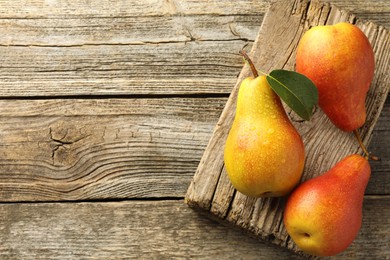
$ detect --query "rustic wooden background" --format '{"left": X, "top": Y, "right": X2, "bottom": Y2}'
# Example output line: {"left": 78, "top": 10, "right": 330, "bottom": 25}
{"left": 0, "top": 0, "right": 388, "bottom": 259}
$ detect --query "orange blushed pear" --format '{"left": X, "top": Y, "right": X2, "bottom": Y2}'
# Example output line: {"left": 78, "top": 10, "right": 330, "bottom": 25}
{"left": 284, "top": 154, "right": 370, "bottom": 256}
{"left": 296, "top": 22, "right": 375, "bottom": 132}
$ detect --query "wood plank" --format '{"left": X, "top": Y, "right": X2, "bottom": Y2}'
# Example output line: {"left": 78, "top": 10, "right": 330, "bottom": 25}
{"left": 324, "top": 0, "right": 390, "bottom": 26}
{"left": 0, "top": 41, "right": 248, "bottom": 97}
{"left": 0, "top": 15, "right": 262, "bottom": 46}
{"left": 0, "top": 0, "right": 388, "bottom": 97}
{"left": 0, "top": 98, "right": 225, "bottom": 201}
{"left": 185, "top": 0, "right": 390, "bottom": 256}
{"left": 366, "top": 99, "right": 390, "bottom": 194}
{"left": 0, "top": 97, "right": 387, "bottom": 202}
{"left": 0, "top": 1, "right": 264, "bottom": 97}
{"left": 0, "top": 197, "right": 388, "bottom": 259}
{"left": 0, "top": 0, "right": 269, "bottom": 18}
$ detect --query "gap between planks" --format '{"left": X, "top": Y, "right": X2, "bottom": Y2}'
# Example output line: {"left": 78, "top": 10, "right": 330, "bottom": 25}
{"left": 0, "top": 93, "right": 230, "bottom": 101}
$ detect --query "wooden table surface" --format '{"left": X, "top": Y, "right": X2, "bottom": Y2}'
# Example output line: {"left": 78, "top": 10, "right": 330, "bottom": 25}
{"left": 0, "top": 0, "right": 388, "bottom": 259}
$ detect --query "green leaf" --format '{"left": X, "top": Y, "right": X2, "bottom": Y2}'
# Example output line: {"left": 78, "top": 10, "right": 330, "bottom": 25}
{"left": 266, "top": 70, "right": 318, "bottom": 121}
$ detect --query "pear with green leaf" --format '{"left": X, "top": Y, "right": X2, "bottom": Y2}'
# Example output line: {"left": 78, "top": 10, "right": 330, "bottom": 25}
{"left": 224, "top": 52, "right": 316, "bottom": 197}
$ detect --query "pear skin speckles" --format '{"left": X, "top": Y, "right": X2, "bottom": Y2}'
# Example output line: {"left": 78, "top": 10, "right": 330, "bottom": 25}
{"left": 284, "top": 154, "right": 371, "bottom": 256}
{"left": 224, "top": 75, "right": 305, "bottom": 197}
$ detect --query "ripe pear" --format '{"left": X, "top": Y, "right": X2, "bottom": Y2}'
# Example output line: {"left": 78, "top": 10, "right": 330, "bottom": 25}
{"left": 296, "top": 22, "right": 375, "bottom": 132}
{"left": 284, "top": 154, "right": 371, "bottom": 256}
{"left": 224, "top": 75, "right": 305, "bottom": 197}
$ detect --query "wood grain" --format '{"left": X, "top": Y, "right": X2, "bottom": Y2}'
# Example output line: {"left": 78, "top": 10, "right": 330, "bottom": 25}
{"left": 0, "top": 197, "right": 388, "bottom": 259}
{"left": 185, "top": 0, "right": 389, "bottom": 256}
{"left": 0, "top": 0, "right": 388, "bottom": 258}
{"left": 0, "top": 0, "right": 269, "bottom": 18}
{"left": 0, "top": 42, "right": 248, "bottom": 97}
{"left": 0, "top": 0, "right": 388, "bottom": 97}
{"left": 0, "top": 0, "right": 265, "bottom": 97}
{"left": 0, "top": 98, "right": 225, "bottom": 201}
{"left": 0, "top": 100, "right": 387, "bottom": 202}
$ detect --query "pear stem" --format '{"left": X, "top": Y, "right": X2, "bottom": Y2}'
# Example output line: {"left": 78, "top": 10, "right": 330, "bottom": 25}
{"left": 353, "top": 129, "right": 380, "bottom": 161}
{"left": 239, "top": 50, "right": 259, "bottom": 78}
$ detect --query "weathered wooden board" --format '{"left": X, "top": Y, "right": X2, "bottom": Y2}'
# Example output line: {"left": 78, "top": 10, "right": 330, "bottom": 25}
{"left": 0, "top": 0, "right": 266, "bottom": 97}
{"left": 0, "top": 197, "right": 388, "bottom": 259}
{"left": 185, "top": 0, "right": 390, "bottom": 257}
{"left": 0, "top": 42, "right": 247, "bottom": 97}
{"left": 0, "top": 98, "right": 224, "bottom": 201}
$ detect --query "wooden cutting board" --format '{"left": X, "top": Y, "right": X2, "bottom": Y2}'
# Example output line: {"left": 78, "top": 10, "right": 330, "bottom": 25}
{"left": 185, "top": 0, "right": 389, "bottom": 257}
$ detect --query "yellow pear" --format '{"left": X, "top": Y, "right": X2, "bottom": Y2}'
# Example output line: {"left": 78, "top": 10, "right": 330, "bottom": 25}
{"left": 224, "top": 75, "right": 305, "bottom": 197}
